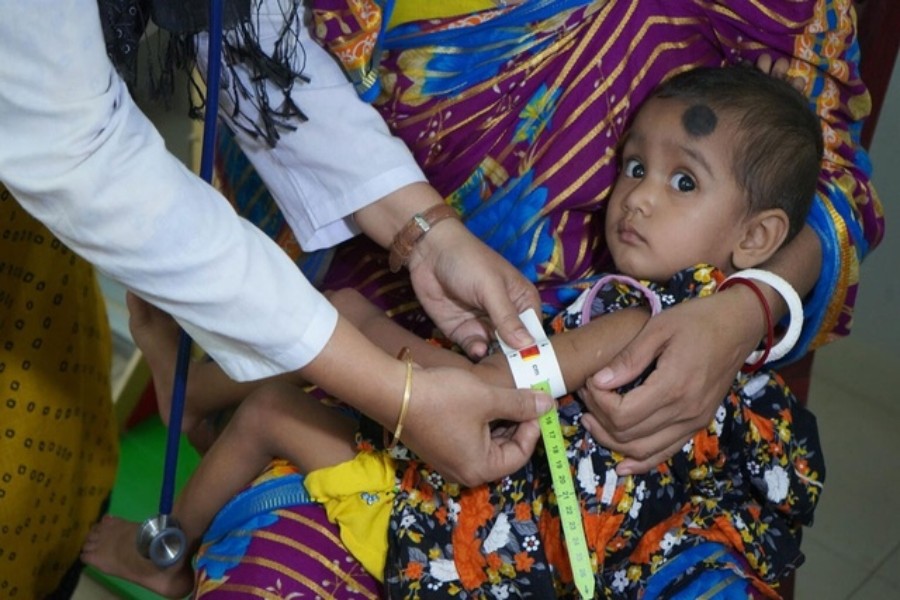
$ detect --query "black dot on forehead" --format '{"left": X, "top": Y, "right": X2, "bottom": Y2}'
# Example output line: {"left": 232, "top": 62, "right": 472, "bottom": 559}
{"left": 681, "top": 103, "right": 717, "bottom": 137}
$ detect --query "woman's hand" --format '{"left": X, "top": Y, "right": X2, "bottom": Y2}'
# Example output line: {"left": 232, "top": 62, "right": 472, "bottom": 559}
{"left": 402, "top": 365, "right": 551, "bottom": 485}
{"left": 302, "top": 314, "right": 551, "bottom": 486}
{"left": 354, "top": 183, "right": 540, "bottom": 357}
{"left": 579, "top": 287, "right": 762, "bottom": 474}
{"left": 408, "top": 217, "right": 541, "bottom": 357}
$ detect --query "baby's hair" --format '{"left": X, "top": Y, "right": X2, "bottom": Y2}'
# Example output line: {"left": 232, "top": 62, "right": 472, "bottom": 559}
{"left": 652, "top": 65, "right": 823, "bottom": 242}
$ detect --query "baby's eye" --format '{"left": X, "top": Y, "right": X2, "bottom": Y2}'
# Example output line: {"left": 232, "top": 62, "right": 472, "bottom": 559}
{"left": 623, "top": 158, "right": 645, "bottom": 178}
{"left": 670, "top": 173, "right": 696, "bottom": 192}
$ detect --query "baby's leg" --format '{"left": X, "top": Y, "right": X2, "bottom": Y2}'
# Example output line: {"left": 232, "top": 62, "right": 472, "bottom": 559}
{"left": 175, "top": 381, "right": 359, "bottom": 537}
{"left": 127, "top": 292, "right": 259, "bottom": 436}
{"left": 82, "top": 382, "right": 357, "bottom": 597}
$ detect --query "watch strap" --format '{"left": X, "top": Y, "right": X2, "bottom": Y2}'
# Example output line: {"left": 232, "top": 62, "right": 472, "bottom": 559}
{"left": 388, "top": 204, "right": 460, "bottom": 273}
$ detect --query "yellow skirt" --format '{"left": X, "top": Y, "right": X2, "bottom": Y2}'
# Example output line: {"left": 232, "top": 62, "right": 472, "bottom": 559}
{"left": 0, "top": 186, "right": 119, "bottom": 597}
{"left": 305, "top": 451, "right": 396, "bottom": 581}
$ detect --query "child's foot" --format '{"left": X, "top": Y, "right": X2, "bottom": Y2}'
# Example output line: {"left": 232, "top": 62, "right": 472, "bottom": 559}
{"left": 81, "top": 515, "right": 195, "bottom": 599}
{"left": 127, "top": 292, "right": 202, "bottom": 434}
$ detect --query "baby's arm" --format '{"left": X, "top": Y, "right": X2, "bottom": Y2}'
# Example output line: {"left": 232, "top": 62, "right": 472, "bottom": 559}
{"left": 327, "top": 288, "right": 473, "bottom": 371}
{"left": 330, "top": 288, "right": 650, "bottom": 394}
{"left": 474, "top": 308, "right": 651, "bottom": 393}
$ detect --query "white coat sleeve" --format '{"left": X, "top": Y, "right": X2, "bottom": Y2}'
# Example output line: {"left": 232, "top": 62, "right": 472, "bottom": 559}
{"left": 0, "top": 1, "right": 337, "bottom": 381}
{"left": 198, "top": 0, "right": 427, "bottom": 251}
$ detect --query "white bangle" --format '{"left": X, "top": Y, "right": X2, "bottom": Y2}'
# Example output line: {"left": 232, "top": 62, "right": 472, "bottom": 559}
{"left": 724, "top": 269, "right": 804, "bottom": 363}
{"left": 496, "top": 309, "right": 567, "bottom": 398}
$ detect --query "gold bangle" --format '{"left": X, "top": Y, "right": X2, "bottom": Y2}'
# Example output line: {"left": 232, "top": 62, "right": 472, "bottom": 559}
{"left": 388, "top": 204, "right": 460, "bottom": 273}
{"left": 385, "top": 347, "right": 413, "bottom": 449}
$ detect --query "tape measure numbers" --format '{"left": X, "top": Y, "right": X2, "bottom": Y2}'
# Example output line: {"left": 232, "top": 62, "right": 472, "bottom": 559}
{"left": 497, "top": 309, "right": 595, "bottom": 599}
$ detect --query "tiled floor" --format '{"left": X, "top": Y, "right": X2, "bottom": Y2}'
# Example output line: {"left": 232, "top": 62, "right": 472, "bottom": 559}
{"left": 73, "top": 336, "right": 900, "bottom": 599}
{"left": 792, "top": 340, "right": 900, "bottom": 599}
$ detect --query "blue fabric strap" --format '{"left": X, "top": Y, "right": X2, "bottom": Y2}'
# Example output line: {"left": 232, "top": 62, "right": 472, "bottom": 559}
{"left": 205, "top": 473, "right": 313, "bottom": 540}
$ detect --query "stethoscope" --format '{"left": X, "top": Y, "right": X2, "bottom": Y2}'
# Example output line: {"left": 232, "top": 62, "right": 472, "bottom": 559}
{"left": 136, "top": 0, "right": 226, "bottom": 568}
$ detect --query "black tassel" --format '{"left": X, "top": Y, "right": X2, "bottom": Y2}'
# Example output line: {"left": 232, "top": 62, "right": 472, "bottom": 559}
{"left": 99, "top": 0, "right": 310, "bottom": 147}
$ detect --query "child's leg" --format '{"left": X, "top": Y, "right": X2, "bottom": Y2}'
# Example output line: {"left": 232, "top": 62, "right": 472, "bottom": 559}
{"left": 82, "top": 382, "right": 357, "bottom": 598}
{"left": 127, "top": 292, "right": 255, "bottom": 430}
{"left": 175, "top": 381, "right": 358, "bottom": 537}
{"left": 129, "top": 292, "right": 312, "bottom": 447}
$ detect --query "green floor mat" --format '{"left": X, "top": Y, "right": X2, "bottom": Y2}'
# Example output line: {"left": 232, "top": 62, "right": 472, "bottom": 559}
{"left": 85, "top": 415, "right": 201, "bottom": 600}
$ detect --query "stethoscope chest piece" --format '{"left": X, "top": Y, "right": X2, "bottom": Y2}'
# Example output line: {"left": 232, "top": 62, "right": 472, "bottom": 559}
{"left": 137, "top": 513, "right": 188, "bottom": 568}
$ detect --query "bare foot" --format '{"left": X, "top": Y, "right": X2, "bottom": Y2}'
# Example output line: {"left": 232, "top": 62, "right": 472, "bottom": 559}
{"left": 127, "top": 292, "right": 202, "bottom": 434}
{"left": 82, "top": 515, "right": 194, "bottom": 599}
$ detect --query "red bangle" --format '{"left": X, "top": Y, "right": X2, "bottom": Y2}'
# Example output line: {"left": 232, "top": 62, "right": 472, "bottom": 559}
{"left": 718, "top": 277, "right": 775, "bottom": 373}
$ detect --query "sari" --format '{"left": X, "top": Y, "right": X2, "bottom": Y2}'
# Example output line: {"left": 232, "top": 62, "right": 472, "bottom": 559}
{"left": 194, "top": 0, "right": 882, "bottom": 597}
{"left": 0, "top": 186, "right": 118, "bottom": 598}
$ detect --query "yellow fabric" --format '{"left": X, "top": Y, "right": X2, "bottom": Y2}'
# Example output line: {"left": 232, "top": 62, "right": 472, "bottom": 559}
{"left": 388, "top": 0, "right": 495, "bottom": 29}
{"left": 0, "top": 186, "right": 119, "bottom": 597}
{"left": 304, "top": 451, "right": 396, "bottom": 581}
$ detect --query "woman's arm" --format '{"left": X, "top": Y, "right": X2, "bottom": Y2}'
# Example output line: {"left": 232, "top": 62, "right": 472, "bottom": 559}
{"left": 301, "top": 314, "right": 550, "bottom": 486}
{"left": 193, "top": 1, "right": 540, "bottom": 354}
{"left": 355, "top": 183, "right": 543, "bottom": 356}
{"left": 0, "top": 2, "right": 551, "bottom": 486}
{"left": 583, "top": 227, "right": 821, "bottom": 475}
{"left": 704, "top": 0, "right": 884, "bottom": 354}
{"left": 0, "top": 1, "right": 337, "bottom": 382}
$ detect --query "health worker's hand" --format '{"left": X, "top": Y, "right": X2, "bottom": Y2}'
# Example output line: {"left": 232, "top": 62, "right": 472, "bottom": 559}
{"left": 403, "top": 365, "right": 552, "bottom": 485}
{"left": 408, "top": 217, "right": 541, "bottom": 358}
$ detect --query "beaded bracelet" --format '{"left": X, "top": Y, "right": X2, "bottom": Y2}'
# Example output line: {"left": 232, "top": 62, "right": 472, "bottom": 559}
{"left": 385, "top": 347, "right": 413, "bottom": 450}
{"left": 724, "top": 268, "right": 804, "bottom": 366}
{"left": 719, "top": 277, "right": 774, "bottom": 373}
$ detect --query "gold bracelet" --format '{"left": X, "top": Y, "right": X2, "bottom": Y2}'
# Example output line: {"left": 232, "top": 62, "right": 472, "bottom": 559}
{"left": 388, "top": 204, "right": 460, "bottom": 273}
{"left": 385, "top": 347, "right": 413, "bottom": 449}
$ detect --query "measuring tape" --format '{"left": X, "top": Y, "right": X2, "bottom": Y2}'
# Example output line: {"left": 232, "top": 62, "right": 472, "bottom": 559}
{"left": 497, "top": 309, "right": 595, "bottom": 599}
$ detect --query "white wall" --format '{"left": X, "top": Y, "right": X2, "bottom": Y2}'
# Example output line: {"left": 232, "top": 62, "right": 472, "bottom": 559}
{"left": 848, "top": 59, "right": 900, "bottom": 364}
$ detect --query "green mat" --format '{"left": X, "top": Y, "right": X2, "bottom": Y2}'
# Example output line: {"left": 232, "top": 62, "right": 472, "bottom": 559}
{"left": 86, "top": 416, "right": 201, "bottom": 600}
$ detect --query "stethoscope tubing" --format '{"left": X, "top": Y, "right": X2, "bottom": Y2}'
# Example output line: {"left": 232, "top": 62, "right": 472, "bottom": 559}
{"left": 158, "top": 0, "right": 224, "bottom": 524}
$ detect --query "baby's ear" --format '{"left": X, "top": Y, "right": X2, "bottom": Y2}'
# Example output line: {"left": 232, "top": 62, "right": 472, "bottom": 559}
{"left": 732, "top": 209, "right": 790, "bottom": 269}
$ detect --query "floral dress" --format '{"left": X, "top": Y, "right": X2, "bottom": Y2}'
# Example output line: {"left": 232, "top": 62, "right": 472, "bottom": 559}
{"left": 382, "top": 266, "right": 825, "bottom": 599}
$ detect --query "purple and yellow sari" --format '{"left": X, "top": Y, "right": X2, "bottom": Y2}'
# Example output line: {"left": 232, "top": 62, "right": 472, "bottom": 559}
{"left": 194, "top": 0, "right": 882, "bottom": 598}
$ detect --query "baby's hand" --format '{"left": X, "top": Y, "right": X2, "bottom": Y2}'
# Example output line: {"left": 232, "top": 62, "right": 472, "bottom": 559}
{"left": 755, "top": 53, "right": 805, "bottom": 92}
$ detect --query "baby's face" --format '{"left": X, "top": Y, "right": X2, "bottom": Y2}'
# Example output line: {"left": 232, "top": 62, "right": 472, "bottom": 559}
{"left": 605, "top": 97, "right": 749, "bottom": 281}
